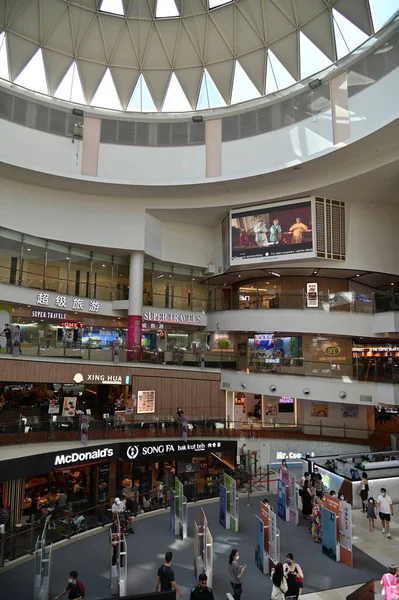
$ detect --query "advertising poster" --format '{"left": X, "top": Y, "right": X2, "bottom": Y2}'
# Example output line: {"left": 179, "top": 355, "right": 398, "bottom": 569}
{"left": 170, "top": 489, "right": 176, "bottom": 534}
{"left": 137, "top": 390, "right": 155, "bottom": 414}
{"left": 268, "top": 508, "right": 278, "bottom": 564}
{"left": 223, "top": 473, "right": 231, "bottom": 515}
{"left": 311, "top": 402, "right": 329, "bottom": 418}
{"left": 277, "top": 480, "right": 286, "bottom": 521}
{"left": 182, "top": 416, "right": 188, "bottom": 443}
{"left": 322, "top": 507, "right": 338, "bottom": 561}
{"left": 260, "top": 501, "right": 269, "bottom": 565}
{"left": 48, "top": 398, "right": 60, "bottom": 414}
{"left": 341, "top": 405, "right": 359, "bottom": 418}
{"left": 219, "top": 484, "right": 227, "bottom": 529}
{"left": 230, "top": 199, "right": 314, "bottom": 265}
{"left": 62, "top": 397, "right": 77, "bottom": 417}
{"left": 255, "top": 515, "right": 266, "bottom": 574}
{"left": 182, "top": 495, "right": 188, "bottom": 539}
{"left": 306, "top": 282, "right": 319, "bottom": 307}
{"left": 229, "top": 477, "right": 238, "bottom": 533}
{"left": 340, "top": 501, "right": 353, "bottom": 568}
{"left": 81, "top": 415, "right": 89, "bottom": 446}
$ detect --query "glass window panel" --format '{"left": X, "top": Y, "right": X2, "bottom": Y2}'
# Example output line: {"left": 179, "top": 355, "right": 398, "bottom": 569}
{"left": 114, "top": 257, "right": 129, "bottom": 301}
{"left": 91, "top": 253, "right": 113, "bottom": 301}
{"left": 69, "top": 248, "right": 92, "bottom": 298}
{"left": 143, "top": 267, "right": 153, "bottom": 306}
{"left": 173, "top": 269, "right": 192, "bottom": 310}
{"left": 0, "top": 228, "right": 22, "bottom": 286}
{"left": 21, "top": 235, "right": 46, "bottom": 290}
{"left": 46, "top": 242, "right": 69, "bottom": 293}
{"left": 153, "top": 264, "right": 173, "bottom": 308}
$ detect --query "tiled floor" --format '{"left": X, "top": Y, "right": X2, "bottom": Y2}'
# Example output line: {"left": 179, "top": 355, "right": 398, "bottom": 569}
{"left": 301, "top": 582, "right": 383, "bottom": 600}
{"left": 352, "top": 507, "right": 399, "bottom": 569}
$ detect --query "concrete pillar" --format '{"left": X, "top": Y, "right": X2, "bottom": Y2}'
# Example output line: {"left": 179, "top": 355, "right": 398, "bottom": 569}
{"left": 127, "top": 251, "right": 144, "bottom": 362}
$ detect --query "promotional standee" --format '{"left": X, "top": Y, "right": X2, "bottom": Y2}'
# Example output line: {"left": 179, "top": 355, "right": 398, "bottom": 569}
{"left": 33, "top": 517, "right": 52, "bottom": 600}
{"left": 219, "top": 472, "right": 239, "bottom": 532}
{"left": 110, "top": 514, "right": 128, "bottom": 597}
{"left": 321, "top": 495, "right": 353, "bottom": 568}
{"left": 194, "top": 508, "right": 213, "bottom": 588}
{"left": 255, "top": 501, "right": 280, "bottom": 575}
{"left": 277, "top": 468, "right": 298, "bottom": 525}
{"left": 173, "top": 477, "right": 187, "bottom": 540}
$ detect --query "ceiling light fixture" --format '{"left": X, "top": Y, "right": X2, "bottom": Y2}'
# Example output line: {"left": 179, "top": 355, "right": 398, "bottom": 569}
{"left": 270, "top": 271, "right": 280, "bottom": 277}
{"left": 156, "top": 274, "right": 164, "bottom": 278}
{"left": 27, "top": 248, "right": 31, "bottom": 251}
{"left": 192, "top": 115, "right": 203, "bottom": 123}
{"left": 309, "top": 78, "right": 322, "bottom": 90}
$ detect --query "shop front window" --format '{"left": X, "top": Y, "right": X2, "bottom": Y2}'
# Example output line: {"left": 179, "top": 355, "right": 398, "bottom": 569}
{"left": 173, "top": 266, "right": 192, "bottom": 310}
{"left": 92, "top": 253, "right": 112, "bottom": 301}
{"left": 192, "top": 270, "right": 207, "bottom": 311}
{"left": 143, "top": 265, "right": 153, "bottom": 306}
{"left": 0, "top": 227, "right": 22, "bottom": 286}
{"left": 114, "top": 258, "right": 129, "bottom": 301}
{"left": 238, "top": 280, "right": 281, "bottom": 309}
{"left": 153, "top": 264, "right": 173, "bottom": 308}
{"left": 248, "top": 334, "right": 303, "bottom": 372}
{"left": 20, "top": 235, "right": 46, "bottom": 290}
{"left": 69, "top": 248, "right": 92, "bottom": 298}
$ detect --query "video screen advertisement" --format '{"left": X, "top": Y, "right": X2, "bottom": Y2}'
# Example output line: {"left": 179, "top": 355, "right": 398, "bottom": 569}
{"left": 230, "top": 198, "right": 315, "bottom": 264}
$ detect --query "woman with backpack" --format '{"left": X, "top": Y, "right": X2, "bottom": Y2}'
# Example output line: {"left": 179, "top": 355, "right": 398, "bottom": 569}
{"left": 53, "top": 570, "right": 85, "bottom": 600}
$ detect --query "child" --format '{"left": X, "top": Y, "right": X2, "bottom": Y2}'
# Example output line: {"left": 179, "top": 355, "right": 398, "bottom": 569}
{"left": 367, "top": 497, "right": 376, "bottom": 532}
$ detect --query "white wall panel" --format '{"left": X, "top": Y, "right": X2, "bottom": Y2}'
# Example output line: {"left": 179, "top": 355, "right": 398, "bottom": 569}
{"left": 98, "top": 143, "right": 206, "bottom": 183}
{"left": 162, "top": 221, "right": 215, "bottom": 267}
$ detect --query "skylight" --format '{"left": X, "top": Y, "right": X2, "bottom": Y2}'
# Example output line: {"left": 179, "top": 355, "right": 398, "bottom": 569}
{"left": 300, "top": 32, "right": 332, "bottom": 80}
{"left": 333, "top": 9, "right": 368, "bottom": 60}
{"left": 14, "top": 49, "right": 48, "bottom": 94}
{"left": 0, "top": 32, "right": 9, "bottom": 81}
{"left": 156, "top": 0, "right": 179, "bottom": 18}
{"left": 127, "top": 73, "right": 156, "bottom": 112}
{"left": 369, "top": 0, "right": 399, "bottom": 32}
{"left": 53, "top": 62, "right": 85, "bottom": 104}
{"left": 231, "top": 61, "right": 261, "bottom": 104}
{"left": 162, "top": 73, "right": 191, "bottom": 112}
{"left": 197, "top": 69, "right": 226, "bottom": 109}
{"left": 266, "top": 50, "right": 296, "bottom": 95}
{"left": 91, "top": 68, "right": 122, "bottom": 110}
{"left": 208, "top": 0, "right": 232, "bottom": 8}
{"left": 99, "top": 0, "right": 125, "bottom": 16}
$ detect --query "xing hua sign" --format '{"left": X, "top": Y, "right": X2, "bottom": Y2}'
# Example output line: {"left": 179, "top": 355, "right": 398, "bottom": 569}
{"left": 54, "top": 447, "right": 114, "bottom": 466}
{"left": 73, "top": 373, "right": 123, "bottom": 384}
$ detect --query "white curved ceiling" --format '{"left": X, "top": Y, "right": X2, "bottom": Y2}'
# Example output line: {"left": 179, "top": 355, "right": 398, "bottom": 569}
{"left": 0, "top": 0, "right": 397, "bottom": 112}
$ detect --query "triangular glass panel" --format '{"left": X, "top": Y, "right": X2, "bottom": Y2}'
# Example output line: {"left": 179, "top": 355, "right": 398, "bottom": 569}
{"left": 369, "top": 0, "right": 399, "bottom": 32}
{"left": 156, "top": 0, "right": 179, "bottom": 18}
{"left": 197, "top": 69, "right": 226, "bottom": 109}
{"left": 100, "top": 0, "right": 125, "bottom": 16}
{"left": 162, "top": 73, "right": 191, "bottom": 112}
{"left": 127, "top": 73, "right": 157, "bottom": 112}
{"left": 0, "top": 32, "right": 9, "bottom": 80}
{"left": 14, "top": 48, "right": 48, "bottom": 94}
{"left": 91, "top": 68, "right": 122, "bottom": 110}
{"left": 208, "top": 0, "right": 233, "bottom": 8}
{"left": 231, "top": 61, "right": 261, "bottom": 105}
{"left": 266, "top": 50, "right": 296, "bottom": 95}
{"left": 300, "top": 31, "right": 333, "bottom": 80}
{"left": 333, "top": 8, "right": 368, "bottom": 60}
{"left": 53, "top": 62, "right": 86, "bottom": 104}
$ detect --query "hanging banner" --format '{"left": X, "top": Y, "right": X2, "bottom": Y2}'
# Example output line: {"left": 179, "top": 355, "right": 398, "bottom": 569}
{"left": 219, "top": 484, "right": 228, "bottom": 529}
{"left": 268, "top": 508, "right": 278, "bottom": 564}
{"left": 321, "top": 507, "right": 338, "bottom": 562}
{"left": 170, "top": 489, "right": 176, "bottom": 535}
{"left": 81, "top": 415, "right": 89, "bottom": 446}
{"left": 277, "top": 479, "right": 287, "bottom": 521}
{"left": 182, "top": 416, "right": 189, "bottom": 443}
{"left": 306, "top": 282, "right": 319, "bottom": 307}
{"left": 255, "top": 515, "right": 266, "bottom": 574}
{"left": 62, "top": 397, "right": 77, "bottom": 417}
{"left": 340, "top": 501, "right": 353, "bottom": 567}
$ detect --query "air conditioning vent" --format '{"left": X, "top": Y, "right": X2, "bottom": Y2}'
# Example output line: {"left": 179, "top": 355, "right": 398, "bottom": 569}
{"left": 222, "top": 382, "right": 231, "bottom": 389}
{"left": 359, "top": 395, "right": 372, "bottom": 403}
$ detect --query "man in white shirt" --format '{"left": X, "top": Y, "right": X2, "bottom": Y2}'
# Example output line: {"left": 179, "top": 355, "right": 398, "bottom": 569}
{"left": 111, "top": 497, "right": 126, "bottom": 514}
{"left": 377, "top": 488, "right": 393, "bottom": 539}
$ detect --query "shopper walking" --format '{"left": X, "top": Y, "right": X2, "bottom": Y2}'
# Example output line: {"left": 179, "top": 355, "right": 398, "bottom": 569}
{"left": 155, "top": 551, "right": 183, "bottom": 597}
{"left": 359, "top": 472, "right": 369, "bottom": 512}
{"left": 53, "top": 570, "right": 85, "bottom": 600}
{"left": 367, "top": 497, "right": 377, "bottom": 532}
{"left": 283, "top": 553, "right": 304, "bottom": 599}
{"left": 300, "top": 473, "right": 312, "bottom": 519}
{"left": 228, "top": 548, "right": 246, "bottom": 600}
{"left": 381, "top": 565, "right": 398, "bottom": 600}
{"left": 189, "top": 573, "right": 214, "bottom": 600}
{"left": 270, "top": 563, "right": 287, "bottom": 600}
{"left": 377, "top": 488, "right": 394, "bottom": 539}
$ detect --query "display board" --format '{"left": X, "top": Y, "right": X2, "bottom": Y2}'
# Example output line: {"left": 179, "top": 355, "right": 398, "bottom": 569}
{"left": 219, "top": 484, "right": 228, "bottom": 529}
{"left": 277, "top": 479, "right": 287, "bottom": 521}
{"left": 339, "top": 501, "right": 353, "bottom": 567}
{"left": 321, "top": 507, "right": 338, "bottom": 562}
{"left": 137, "top": 390, "right": 156, "bottom": 414}
{"left": 33, "top": 516, "right": 52, "bottom": 600}
{"left": 230, "top": 198, "right": 315, "bottom": 265}
{"left": 205, "top": 528, "right": 213, "bottom": 588}
{"left": 255, "top": 515, "right": 266, "bottom": 574}
{"left": 173, "top": 477, "right": 187, "bottom": 539}
{"left": 222, "top": 472, "right": 239, "bottom": 532}
{"left": 256, "top": 501, "right": 279, "bottom": 575}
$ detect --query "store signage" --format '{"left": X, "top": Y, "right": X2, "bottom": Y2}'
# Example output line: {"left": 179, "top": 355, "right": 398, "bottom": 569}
{"left": 31, "top": 310, "right": 67, "bottom": 319}
{"left": 306, "top": 282, "right": 319, "bottom": 307}
{"left": 143, "top": 311, "right": 202, "bottom": 324}
{"left": 36, "top": 293, "right": 101, "bottom": 313}
{"left": 325, "top": 345, "right": 340, "bottom": 356}
{"left": 60, "top": 321, "right": 83, "bottom": 328}
{"left": 353, "top": 346, "right": 399, "bottom": 352}
{"left": 279, "top": 397, "right": 294, "bottom": 404}
{"left": 54, "top": 447, "right": 113, "bottom": 466}
{"left": 125, "top": 440, "right": 222, "bottom": 460}
{"left": 254, "top": 334, "right": 273, "bottom": 341}
{"left": 73, "top": 373, "right": 123, "bottom": 384}
{"left": 276, "top": 451, "right": 302, "bottom": 460}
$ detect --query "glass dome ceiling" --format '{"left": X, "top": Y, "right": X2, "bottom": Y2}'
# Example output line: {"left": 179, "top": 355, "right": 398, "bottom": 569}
{"left": 0, "top": 0, "right": 398, "bottom": 113}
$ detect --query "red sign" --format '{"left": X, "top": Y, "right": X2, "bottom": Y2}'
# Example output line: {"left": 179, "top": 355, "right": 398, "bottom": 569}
{"left": 60, "top": 321, "right": 83, "bottom": 328}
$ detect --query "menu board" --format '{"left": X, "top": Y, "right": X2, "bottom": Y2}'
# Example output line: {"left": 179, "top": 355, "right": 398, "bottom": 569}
{"left": 137, "top": 390, "right": 155, "bottom": 414}
{"left": 48, "top": 398, "right": 60, "bottom": 414}
{"left": 62, "top": 397, "right": 77, "bottom": 417}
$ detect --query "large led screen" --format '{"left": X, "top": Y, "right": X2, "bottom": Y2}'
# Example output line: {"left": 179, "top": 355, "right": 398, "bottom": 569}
{"left": 230, "top": 199, "right": 315, "bottom": 264}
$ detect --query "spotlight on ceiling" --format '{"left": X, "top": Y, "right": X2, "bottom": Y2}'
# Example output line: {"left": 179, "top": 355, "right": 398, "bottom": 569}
{"left": 192, "top": 115, "right": 204, "bottom": 123}
{"left": 309, "top": 78, "right": 322, "bottom": 90}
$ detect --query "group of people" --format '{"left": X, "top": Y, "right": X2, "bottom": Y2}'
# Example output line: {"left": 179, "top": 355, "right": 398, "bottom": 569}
{"left": 238, "top": 217, "right": 308, "bottom": 248}
{"left": 360, "top": 472, "right": 394, "bottom": 538}
{"left": 300, "top": 469, "right": 344, "bottom": 543}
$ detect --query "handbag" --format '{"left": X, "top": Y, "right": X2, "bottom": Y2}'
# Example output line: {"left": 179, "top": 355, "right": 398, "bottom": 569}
{"left": 295, "top": 574, "right": 304, "bottom": 589}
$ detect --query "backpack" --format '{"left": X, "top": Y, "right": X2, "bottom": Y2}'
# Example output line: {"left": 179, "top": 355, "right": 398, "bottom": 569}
{"left": 76, "top": 581, "right": 85, "bottom": 598}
